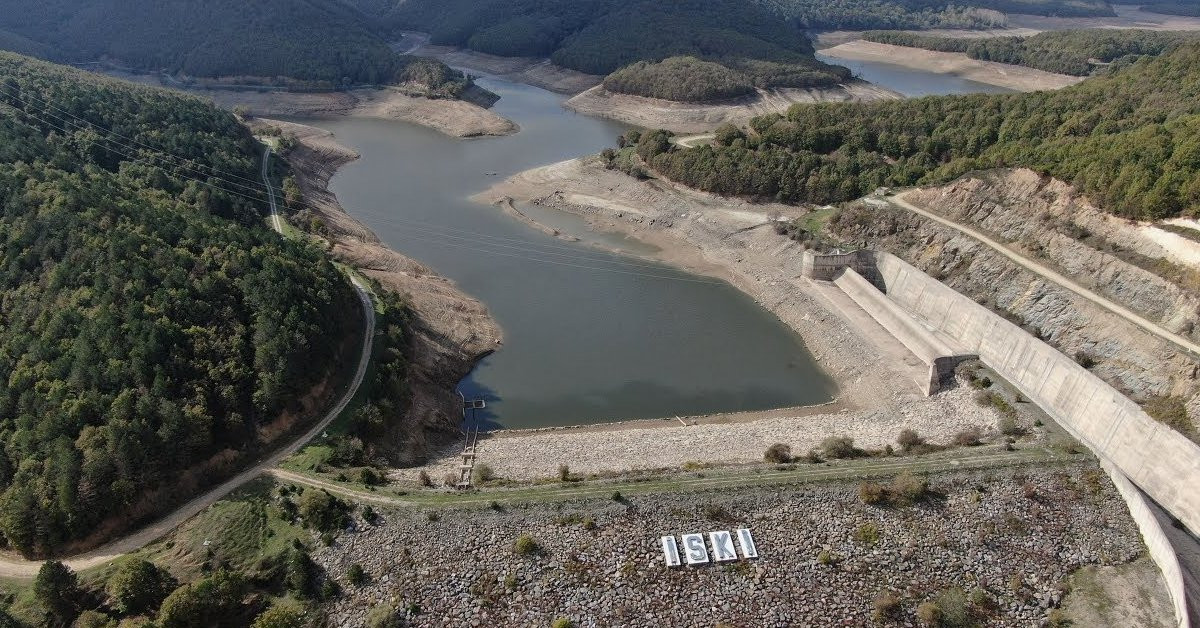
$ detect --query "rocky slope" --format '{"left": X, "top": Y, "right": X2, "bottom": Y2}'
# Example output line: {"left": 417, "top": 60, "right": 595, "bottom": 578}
{"left": 315, "top": 463, "right": 1156, "bottom": 626}
{"left": 831, "top": 169, "right": 1200, "bottom": 423}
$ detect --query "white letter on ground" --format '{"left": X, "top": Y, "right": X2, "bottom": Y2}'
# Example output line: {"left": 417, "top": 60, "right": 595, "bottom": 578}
{"left": 682, "top": 533, "right": 709, "bottom": 565}
{"left": 709, "top": 531, "right": 737, "bottom": 562}
{"left": 661, "top": 536, "right": 681, "bottom": 567}
{"left": 736, "top": 528, "right": 758, "bottom": 559}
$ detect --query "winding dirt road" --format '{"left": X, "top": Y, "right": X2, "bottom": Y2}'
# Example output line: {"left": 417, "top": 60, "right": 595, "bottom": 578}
{"left": 0, "top": 151, "right": 376, "bottom": 578}
{"left": 890, "top": 191, "right": 1200, "bottom": 358}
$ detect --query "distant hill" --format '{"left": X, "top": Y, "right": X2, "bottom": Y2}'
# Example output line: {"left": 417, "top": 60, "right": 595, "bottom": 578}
{"left": 0, "top": 52, "right": 362, "bottom": 556}
{"left": 0, "top": 0, "right": 469, "bottom": 93}
{"left": 863, "top": 28, "right": 1200, "bottom": 75}
{"left": 355, "top": 0, "right": 853, "bottom": 102}
{"left": 624, "top": 41, "right": 1200, "bottom": 220}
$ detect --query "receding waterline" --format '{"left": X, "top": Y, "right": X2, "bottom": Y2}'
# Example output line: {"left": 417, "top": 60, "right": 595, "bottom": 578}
{"left": 296, "top": 77, "right": 836, "bottom": 429}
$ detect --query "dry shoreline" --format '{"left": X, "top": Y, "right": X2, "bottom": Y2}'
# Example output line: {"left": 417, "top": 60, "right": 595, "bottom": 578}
{"left": 103, "top": 69, "right": 517, "bottom": 138}
{"left": 819, "top": 40, "right": 1084, "bottom": 92}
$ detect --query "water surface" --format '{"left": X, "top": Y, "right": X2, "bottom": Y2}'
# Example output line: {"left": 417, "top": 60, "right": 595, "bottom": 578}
{"left": 816, "top": 52, "right": 1016, "bottom": 97}
{"left": 297, "top": 77, "right": 836, "bottom": 429}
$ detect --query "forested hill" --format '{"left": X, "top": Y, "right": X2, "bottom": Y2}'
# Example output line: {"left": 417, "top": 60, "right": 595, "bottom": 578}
{"left": 0, "top": 0, "right": 469, "bottom": 93}
{"left": 0, "top": 52, "right": 360, "bottom": 556}
{"left": 355, "top": 0, "right": 854, "bottom": 101}
{"left": 617, "top": 42, "right": 1200, "bottom": 220}
{"left": 863, "top": 29, "right": 1200, "bottom": 75}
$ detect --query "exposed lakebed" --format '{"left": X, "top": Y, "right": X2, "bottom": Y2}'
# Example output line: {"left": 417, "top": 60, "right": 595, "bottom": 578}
{"left": 295, "top": 78, "right": 835, "bottom": 429}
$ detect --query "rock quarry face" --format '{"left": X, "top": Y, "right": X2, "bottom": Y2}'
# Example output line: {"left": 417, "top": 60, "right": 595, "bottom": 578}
{"left": 314, "top": 464, "right": 1148, "bottom": 626}
{"left": 832, "top": 169, "right": 1200, "bottom": 417}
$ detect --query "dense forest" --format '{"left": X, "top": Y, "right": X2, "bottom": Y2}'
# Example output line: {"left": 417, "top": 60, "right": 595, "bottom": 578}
{"left": 0, "top": 0, "right": 470, "bottom": 93}
{"left": 864, "top": 29, "right": 1200, "bottom": 75}
{"left": 359, "top": 0, "right": 853, "bottom": 100}
{"left": 0, "top": 52, "right": 363, "bottom": 556}
{"left": 759, "top": 0, "right": 1111, "bottom": 29}
{"left": 613, "top": 43, "right": 1200, "bottom": 220}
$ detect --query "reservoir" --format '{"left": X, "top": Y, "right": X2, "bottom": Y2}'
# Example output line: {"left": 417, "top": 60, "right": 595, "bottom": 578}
{"left": 297, "top": 77, "right": 836, "bottom": 429}
{"left": 815, "top": 52, "right": 1016, "bottom": 97}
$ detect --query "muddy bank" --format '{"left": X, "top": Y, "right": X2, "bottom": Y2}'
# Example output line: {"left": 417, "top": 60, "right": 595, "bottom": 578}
{"left": 105, "top": 69, "right": 516, "bottom": 138}
{"left": 258, "top": 118, "right": 502, "bottom": 464}
{"left": 820, "top": 40, "right": 1084, "bottom": 92}
{"left": 563, "top": 82, "right": 901, "bottom": 133}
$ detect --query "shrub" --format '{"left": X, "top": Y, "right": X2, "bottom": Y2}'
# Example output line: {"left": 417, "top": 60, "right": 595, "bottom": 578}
{"left": 551, "top": 619, "right": 574, "bottom": 628}
{"left": 1073, "top": 350, "right": 1096, "bottom": 369}
{"left": 817, "top": 549, "right": 839, "bottom": 565}
{"left": 872, "top": 590, "right": 901, "bottom": 621}
{"left": 558, "top": 464, "right": 571, "bottom": 481}
{"left": 514, "top": 534, "right": 540, "bottom": 556}
{"left": 35, "top": 561, "right": 81, "bottom": 624}
{"left": 473, "top": 463, "right": 497, "bottom": 484}
{"left": 953, "top": 427, "right": 983, "bottom": 447}
{"left": 297, "top": 489, "right": 351, "bottom": 532}
{"left": 158, "top": 571, "right": 247, "bottom": 628}
{"left": 347, "top": 563, "right": 367, "bottom": 587}
{"left": 819, "top": 435, "right": 859, "bottom": 459}
{"left": 365, "top": 604, "right": 403, "bottom": 628}
{"left": 916, "top": 601, "right": 942, "bottom": 626}
{"left": 859, "top": 481, "right": 886, "bottom": 505}
{"left": 934, "top": 587, "right": 971, "bottom": 627}
{"left": 252, "top": 604, "right": 305, "bottom": 628}
{"left": 998, "top": 415, "right": 1025, "bottom": 436}
{"left": 426, "top": 511, "right": 440, "bottom": 522}
{"left": 358, "top": 467, "right": 383, "bottom": 486}
{"left": 362, "top": 505, "right": 378, "bottom": 523}
{"left": 764, "top": 443, "right": 793, "bottom": 463}
{"left": 897, "top": 428, "right": 924, "bottom": 451}
{"left": 854, "top": 522, "right": 880, "bottom": 545}
{"left": 418, "top": 470, "right": 432, "bottom": 487}
{"left": 611, "top": 491, "right": 624, "bottom": 502}
{"left": 888, "top": 471, "right": 929, "bottom": 506}
{"left": 443, "top": 472, "right": 459, "bottom": 487}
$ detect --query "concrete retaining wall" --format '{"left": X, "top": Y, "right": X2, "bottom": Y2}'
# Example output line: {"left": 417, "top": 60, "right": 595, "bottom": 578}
{"left": 801, "top": 250, "right": 878, "bottom": 284}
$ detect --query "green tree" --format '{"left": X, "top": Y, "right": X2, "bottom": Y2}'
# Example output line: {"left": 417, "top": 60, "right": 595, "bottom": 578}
{"left": 105, "top": 559, "right": 177, "bottom": 616}
{"left": 251, "top": 604, "right": 306, "bottom": 628}
{"left": 33, "top": 561, "right": 80, "bottom": 625}
{"left": 157, "top": 571, "right": 247, "bottom": 628}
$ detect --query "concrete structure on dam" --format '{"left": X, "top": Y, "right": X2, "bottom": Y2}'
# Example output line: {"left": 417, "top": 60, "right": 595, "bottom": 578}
{"left": 804, "top": 249, "right": 1199, "bottom": 627}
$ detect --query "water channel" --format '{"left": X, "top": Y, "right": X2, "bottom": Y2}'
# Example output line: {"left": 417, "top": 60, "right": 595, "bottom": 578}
{"left": 297, "top": 64, "right": 1002, "bottom": 430}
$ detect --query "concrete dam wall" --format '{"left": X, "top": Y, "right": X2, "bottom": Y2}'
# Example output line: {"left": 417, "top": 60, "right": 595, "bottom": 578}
{"left": 804, "top": 249, "right": 1197, "bottom": 626}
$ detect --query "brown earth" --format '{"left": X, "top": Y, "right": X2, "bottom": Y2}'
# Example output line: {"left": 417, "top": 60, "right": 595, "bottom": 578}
{"left": 258, "top": 118, "right": 502, "bottom": 464}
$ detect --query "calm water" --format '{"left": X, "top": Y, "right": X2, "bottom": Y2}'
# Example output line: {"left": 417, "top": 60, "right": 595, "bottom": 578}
{"left": 297, "top": 77, "right": 835, "bottom": 429}
{"left": 816, "top": 52, "right": 1016, "bottom": 97}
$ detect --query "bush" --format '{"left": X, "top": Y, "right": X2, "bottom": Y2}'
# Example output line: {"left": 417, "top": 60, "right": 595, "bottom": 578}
{"left": 854, "top": 522, "right": 880, "bottom": 545}
{"left": 700, "top": 504, "right": 735, "bottom": 522}
{"left": 514, "top": 534, "right": 540, "bottom": 556}
{"left": 298, "top": 489, "right": 351, "bottom": 532}
{"left": 34, "top": 560, "right": 81, "bottom": 624}
{"left": 1074, "top": 350, "right": 1096, "bottom": 369}
{"left": 347, "top": 563, "right": 367, "bottom": 587}
{"left": 472, "top": 463, "right": 497, "bottom": 484}
{"left": 611, "top": 491, "right": 623, "bottom": 502}
{"left": 418, "top": 470, "right": 432, "bottom": 487}
{"left": 252, "top": 604, "right": 305, "bottom": 628}
{"left": 816, "top": 549, "right": 839, "bottom": 565}
{"left": 888, "top": 471, "right": 929, "bottom": 506}
{"left": 872, "top": 590, "right": 901, "bottom": 621}
{"left": 998, "top": 415, "right": 1025, "bottom": 436}
{"left": 953, "top": 427, "right": 983, "bottom": 447}
{"left": 551, "top": 619, "right": 574, "bottom": 628}
{"left": 934, "top": 587, "right": 972, "bottom": 627}
{"left": 897, "top": 428, "right": 925, "bottom": 452}
{"left": 443, "top": 472, "right": 459, "bottom": 487}
{"left": 158, "top": 571, "right": 247, "bottom": 628}
{"left": 819, "top": 435, "right": 859, "bottom": 459}
{"left": 916, "top": 601, "right": 943, "bottom": 626}
{"left": 558, "top": 464, "right": 571, "bottom": 481}
{"left": 1145, "top": 395, "right": 1194, "bottom": 435}
{"left": 764, "top": 443, "right": 793, "bottom": 463}
{"left": 859, "top": 482, "right": 886, "bottom": 505}
{"left": 365, "top": 604, "right": 403, "bottom": 628}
